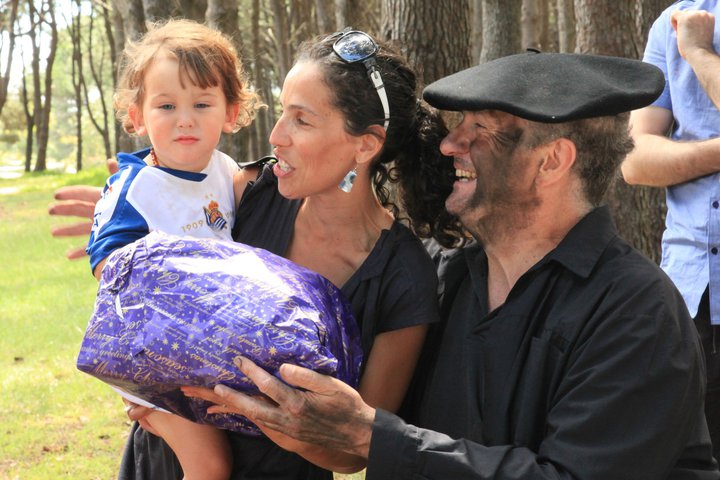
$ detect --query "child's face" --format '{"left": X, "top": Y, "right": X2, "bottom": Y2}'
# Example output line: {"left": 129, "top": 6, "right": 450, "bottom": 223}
{"left": 129, "top": 56, "right": 240, "bottom": 172}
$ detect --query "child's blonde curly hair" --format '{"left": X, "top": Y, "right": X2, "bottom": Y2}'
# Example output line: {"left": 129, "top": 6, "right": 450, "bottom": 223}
{"left": 114, "top": 19, "right": 262, "bottom": 135}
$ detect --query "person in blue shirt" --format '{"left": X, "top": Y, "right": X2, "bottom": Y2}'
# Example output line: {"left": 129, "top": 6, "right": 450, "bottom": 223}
{"left": 621, "top": 0, "right": 720, "bottom": 460}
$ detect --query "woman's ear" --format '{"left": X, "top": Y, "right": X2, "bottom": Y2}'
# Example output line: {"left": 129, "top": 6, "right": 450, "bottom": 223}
{"left": 128, "top": 103, "right": 147, "bottom": 136}
{"left": 536, "top": 137, "right": 576, "bottom": 187}
{"left": 355, "top": 124, "right": 386, "bottom": 166}
{"left": 223, "top": 103, "right": 242, "bottom": 133}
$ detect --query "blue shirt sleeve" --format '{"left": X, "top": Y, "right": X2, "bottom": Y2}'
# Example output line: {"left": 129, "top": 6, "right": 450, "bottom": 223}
{"left": 86, "top": 159, "right": 150, "bottom": 273}
{"left": 643, "top": 6, "right": 672, "bottom": 110}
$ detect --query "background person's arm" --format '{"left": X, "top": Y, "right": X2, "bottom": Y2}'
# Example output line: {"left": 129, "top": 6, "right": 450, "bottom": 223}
{"left": 48, "top": 159, "right": 118, "bottom": 259}
{"left": 673, "top": 9, "right": 720, "bottom": 110}
{"left": 621, "top": 106, "right": 720, "bottom": 186}
{"left": 622, "top": 9, "right": 720, "bottom": 188}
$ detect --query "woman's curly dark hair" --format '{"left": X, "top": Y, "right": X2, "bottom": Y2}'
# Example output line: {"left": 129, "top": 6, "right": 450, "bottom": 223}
{"left": 295, "top": 32, "right": 466, "bottom": 248}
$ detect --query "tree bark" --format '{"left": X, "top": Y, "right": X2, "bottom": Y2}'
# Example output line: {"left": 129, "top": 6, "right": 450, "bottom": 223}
{"left": 635, "top": 0, "right": 668, "bottom": 56}
{"left": 112, "top": 0, "right": 146, "bottom": 153}
{"left": 207, "top": 0, "right": 244, "bottom": 161}
{"left": 330, "top": 0, "right": 376, "bottom": 34}
{"left": 82, "top": 5, "right": 113, "bottom": 161}
{"left": 176, "top": 0, "right": 207, "bottom": 22}
{"left": 25, "top": 0, "right": 40, "bottom": 171}
{"left": 251, "top": 0, "right": 272, "bottom": 159}
{"left": 556, "top": 0, "right": 575, "bottom": 53}
{"left": 546, "top": 0, "right": 558, "bottom": 52}
{"left": 34, "top": 0, "right": 58, "bottom": 172}
{"left": 0, "top": 0, "right": 19, "bottom": 118}
{"left": 471, "top": 0, "right": 482, "bottom": 63}
{"left": 575, "top": 0, "right": 666, "bottom": 263}
{"left": 21, "top": 62, "right": 34, "bottom": 173}
{"left": 142, "top": 0, "right": 173, "bottom": 23}
{"left": 335, "top": 0, "right": 348, "bottom": 29}
{"left": 113, "top": 0, "right": 145, "bottom": 42}
{"left": 69, "top": 0, "right": 83, "bottom": 171}
{"left": 270, "top": 0, "right": 291, "bottom": 85}
{"left": 381, "top": 0, "right": 472, "bottom": 86}
{"left": 575, "top": 0, "right": 638, "bottom": 56}
{"left": 480, "top": 0, "right": 522, "bottom": 62}
{"left": 290, "top": 0, "right": 317, "bottom": 44}
{"left": 106, "top": 1, "right": 126, "bottom": 154}
{"left": 521, "top": 0, "right": 548, "bottom": 51}
{"left": 315, "top": 0, "right": 334, "bottom": 34}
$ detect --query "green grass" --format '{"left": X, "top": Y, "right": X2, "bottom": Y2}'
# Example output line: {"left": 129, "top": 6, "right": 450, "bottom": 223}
{"left": 0, "top": 167, "right": 364, "bottom": 480}
{"left": 0, "top": 165, "right": 129, "bottom": 479}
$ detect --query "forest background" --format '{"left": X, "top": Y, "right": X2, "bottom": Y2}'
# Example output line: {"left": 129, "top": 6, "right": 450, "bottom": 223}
{"left": 0, "top": 0, "right": 678, "bottom": 478}
{"left": 1, "top": 0, "right": 678, "bottom": 261}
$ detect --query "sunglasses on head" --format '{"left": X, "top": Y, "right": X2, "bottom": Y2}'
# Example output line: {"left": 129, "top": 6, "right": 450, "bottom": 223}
{"left": 331, "top": 29, "right": 390, "bottom": 130}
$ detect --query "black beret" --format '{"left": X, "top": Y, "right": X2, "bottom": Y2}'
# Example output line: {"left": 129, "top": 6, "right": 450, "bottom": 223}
{"left": 422, "top": 51, "right": 665, "bottom": 123}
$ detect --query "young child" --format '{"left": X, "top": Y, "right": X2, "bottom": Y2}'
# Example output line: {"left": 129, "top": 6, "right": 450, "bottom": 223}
{"left": 86, "top": 19, "right": 261, "bottom": 480}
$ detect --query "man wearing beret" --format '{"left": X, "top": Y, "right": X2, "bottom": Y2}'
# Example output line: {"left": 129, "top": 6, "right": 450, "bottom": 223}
{"left": 204, "top": 51, "right": 720, "bottom": 479}
{"left": 622, "top": 1, "right": 720, "bottom": 463}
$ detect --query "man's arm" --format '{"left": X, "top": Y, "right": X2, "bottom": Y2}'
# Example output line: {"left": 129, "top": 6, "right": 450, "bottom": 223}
{"left": 621, "top": 106, "right": 720, "bottom": 187}
{"left": 622, "top": 9, "right": 720, "bottom": 188}
{"left": 201, "top": 284, "right": 712, "bottom": 479}
{"left": 186, "top": 357, "right": 375, "bottom": 459}
{"left": 673, "top": 9, "right": 720, "bottom": 110}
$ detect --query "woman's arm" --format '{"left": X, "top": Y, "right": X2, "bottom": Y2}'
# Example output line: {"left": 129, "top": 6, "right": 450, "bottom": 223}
{"left": 233, "top": 165, "right": 260, "bottom": 206}
{"left": 358, "top": 325, "right": 427, "bottom": 412}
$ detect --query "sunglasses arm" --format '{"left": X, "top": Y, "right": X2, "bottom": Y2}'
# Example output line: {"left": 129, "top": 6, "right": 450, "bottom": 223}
{"left": 363, "top": 60, "right": 390, "bottom": 131}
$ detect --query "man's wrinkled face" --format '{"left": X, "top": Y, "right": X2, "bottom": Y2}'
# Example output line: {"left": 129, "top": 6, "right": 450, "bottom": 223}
{"left": 441, "top": 110, "right": 542, "bottom": 240}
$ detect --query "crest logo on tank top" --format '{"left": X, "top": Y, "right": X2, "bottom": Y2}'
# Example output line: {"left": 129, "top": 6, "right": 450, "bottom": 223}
{"left": 203, "top": 200, "right": 228, "bottom": 231}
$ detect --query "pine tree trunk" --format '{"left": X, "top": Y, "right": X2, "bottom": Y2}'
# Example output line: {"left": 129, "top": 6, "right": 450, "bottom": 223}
{"left": 381, "top": 0, "right": 472, "bottom": 86}
{"left": 556, "top": 0, "right": 575, "bottom": 53}
{"left": 142, "top": 0, "right": 174, "bottom": 22}
{"left": 270, "top": 0, "right": 291, "bottom": 84}
{"left": 480, "top": 0, "right": 522, "bottom": 62}
{"left": 521, "top": 0, "right": 547, "bottom": 51}
{"left": 0, "top": 0, "right": 19, "bottom": 118}
{"left": 471, "top": 0, "right": 483, "bottom": 63}
{"left": 251, "top": 0, "right": 272, "bottom": 159}
{"left": 177, "top": 0, "right": 206, "bottom": 22}
{"left": 575, "top": 0, "right": 666, "bottom": 263}
{"left": 316, "top": 0, "right": 335, "bottom": 34}
{"left": 207, "top": 0, "right": 245, "bottom": 162}
{"left": 34, "top": 1, "right": 57, "bottom": 172}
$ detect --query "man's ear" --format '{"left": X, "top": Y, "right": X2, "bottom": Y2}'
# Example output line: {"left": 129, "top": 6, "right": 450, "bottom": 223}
{"left": 223, "top": 103, "right": 242, "bottom": 133}
{"left": 536, "top": 137, "right": 576, "bottom": 186}
{"left": 355, "top": 124, "right": 386, "bottom": 166}
{"left": 128, "top": 103, "right": 147, "bottom": 136}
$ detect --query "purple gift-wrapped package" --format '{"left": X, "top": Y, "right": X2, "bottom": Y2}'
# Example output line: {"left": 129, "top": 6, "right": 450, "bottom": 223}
{"left": 77, "top": 231, "right": 362, "bottom": 434}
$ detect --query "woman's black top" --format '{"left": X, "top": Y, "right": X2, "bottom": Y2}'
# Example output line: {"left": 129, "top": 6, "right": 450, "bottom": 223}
{"left": 117, "top": 164, "right": 440, "bottom": 480}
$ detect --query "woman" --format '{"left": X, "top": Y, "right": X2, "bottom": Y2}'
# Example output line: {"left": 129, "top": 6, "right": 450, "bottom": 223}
{"left": 52, "top": 29, "right": 464, "bottom": 479}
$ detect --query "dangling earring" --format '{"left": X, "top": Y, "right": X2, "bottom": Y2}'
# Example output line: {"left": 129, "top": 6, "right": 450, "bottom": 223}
{"left": 338, "top": 168, "right": 357, "bottom": 193}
